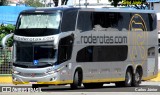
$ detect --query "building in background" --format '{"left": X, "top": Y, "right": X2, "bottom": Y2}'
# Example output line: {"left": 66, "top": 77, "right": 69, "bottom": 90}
{"left": 8, "top": 0, "right": 26, "bottom": 6}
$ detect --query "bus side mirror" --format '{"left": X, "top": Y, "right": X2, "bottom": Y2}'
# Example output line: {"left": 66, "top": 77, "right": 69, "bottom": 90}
{"left": 1, "top": 33, "right": 14, "bottom": 48}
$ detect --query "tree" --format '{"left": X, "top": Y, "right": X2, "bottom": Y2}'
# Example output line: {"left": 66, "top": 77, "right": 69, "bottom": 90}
{"left": 25, "top": 0, "right": 45, "bottom": 7}
{"left": 0, "top": 24, "right": 15, "bottom": 47}
{"left": 0, "top": 0, "right": 8, "bottom": 6}
{"left": 53, "top": 0, "right": 68, "bottom": 7}
{"left": 109, "top": 0, "right": 122, "bottom": 7}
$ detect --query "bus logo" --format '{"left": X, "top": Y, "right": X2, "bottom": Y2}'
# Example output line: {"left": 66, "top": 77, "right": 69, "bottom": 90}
{"left": 33, "top": 60, "right": 38, "bottom": 65}
{"left": 31, "top": 73, "right": 35, "bottom": 77}
{"left": 128, "top": 14, "right": 147, "bottom": 65}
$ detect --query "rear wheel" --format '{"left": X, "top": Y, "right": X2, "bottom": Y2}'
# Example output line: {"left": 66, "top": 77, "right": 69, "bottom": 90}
{"left": 132, "top": 69, "right": 142, "bottom": 87}
{"left": 124, "top": 69, "right": 132, "bottom": 87}
{"left": 115, "top": 69, "right": 132, "bottom": 87}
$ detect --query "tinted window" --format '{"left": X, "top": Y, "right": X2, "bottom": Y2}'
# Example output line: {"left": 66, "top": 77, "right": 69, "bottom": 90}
{"left": 77, "top": 11, "right": 156, "bottom": 32}
{"left": 58, "top": 35, "right": 74, "bottom": 63}
{"left": 61, "top": 10, "right": 78, "bottom": 32}
{"left": 76, "top": 45, "right": 128, "bottom": 62}
{"left": 77, "top": 11, "right": 128, "bottom": 32}
{"left": 14, "top": 29, "right": 60, "bottom": 37}
{"left": 77, "top": 11, "right": 93, "bottom": 32}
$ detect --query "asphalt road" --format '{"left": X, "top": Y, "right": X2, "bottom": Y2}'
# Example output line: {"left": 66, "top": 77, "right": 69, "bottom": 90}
{"left": 39, "top": 82, "right": 160, "bottom": 92}
{"left": 1, "top": 82, "right": 160, "bottom": 95}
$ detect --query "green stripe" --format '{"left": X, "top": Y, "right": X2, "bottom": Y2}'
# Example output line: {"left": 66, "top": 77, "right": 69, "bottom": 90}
{"left": 0, "top": 74, "right": 12, "bottom": 76}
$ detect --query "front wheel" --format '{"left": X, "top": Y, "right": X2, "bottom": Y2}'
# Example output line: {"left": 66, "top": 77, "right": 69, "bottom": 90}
{"left": 70, "top": 71, "right": 82, "bottom": 89}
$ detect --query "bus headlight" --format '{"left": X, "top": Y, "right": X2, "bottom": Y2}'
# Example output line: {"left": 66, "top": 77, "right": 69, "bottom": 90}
{"left": 46, "top": 71, "right": 55, "bottom": 74}
{"left": 12, "top": 70, "right": 20, "bottom": 74}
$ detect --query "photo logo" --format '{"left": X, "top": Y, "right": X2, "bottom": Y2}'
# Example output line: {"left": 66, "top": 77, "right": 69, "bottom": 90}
{"left": 2, "top": 87, "right": 11, "bottom": 92}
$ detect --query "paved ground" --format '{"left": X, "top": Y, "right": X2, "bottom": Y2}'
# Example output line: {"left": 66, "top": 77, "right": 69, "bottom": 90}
{"left": 0, "top": 81, "right": 160, "bottom": 95}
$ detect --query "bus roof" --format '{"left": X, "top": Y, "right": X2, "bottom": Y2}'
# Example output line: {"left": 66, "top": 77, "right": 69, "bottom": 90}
{"left": 20, "top": 7, "right": 80, "bottom": 14}
{"left": 20, "top": 7, "right": 156, "bottom": 14}
{"left": 80, "top": 8, "right": 156, "bottom": 13}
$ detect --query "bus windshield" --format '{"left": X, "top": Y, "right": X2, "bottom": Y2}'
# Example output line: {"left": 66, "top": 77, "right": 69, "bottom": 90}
{"left": 15, "top": 42, "right": 58, "bottom": 67}
{"left": 15, "top": 13, "right": 61, "bottom": 36}
{"left": 18, "top": 13, "right": 61, "bottom": 29}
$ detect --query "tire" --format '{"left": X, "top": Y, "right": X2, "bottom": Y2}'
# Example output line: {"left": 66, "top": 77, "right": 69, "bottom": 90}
{"left": 70, "top": 71, "right": 81, "bottom": 89}
{"left": 115, "top": 69, "right": 132, "bottom": 87}
{"left": 124, "top": 69, "right": 132, "bottom": 87}
{"left": 83, "top": 83, "right": 103, "bottom": 88}
{"left": 132, "top": 69, "right": 142, "bottom": 87}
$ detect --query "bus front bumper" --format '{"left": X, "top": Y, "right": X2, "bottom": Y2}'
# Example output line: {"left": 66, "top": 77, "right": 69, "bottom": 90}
{"left": 12, "top": 73, "right": 72, "bottom": 85}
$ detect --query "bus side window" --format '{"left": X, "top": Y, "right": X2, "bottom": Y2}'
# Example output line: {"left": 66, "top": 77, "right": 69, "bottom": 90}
{"left": 58, "top": 35, "right": 74, "bottom": 63}
{"left": 76, "top": 46, "right": 93, "bottom": 62}
{"left": 148, "top": 47, "right": 155, "bottom": 57}
{"left": 77, "top": 11, "right": 92, "bottom": 32}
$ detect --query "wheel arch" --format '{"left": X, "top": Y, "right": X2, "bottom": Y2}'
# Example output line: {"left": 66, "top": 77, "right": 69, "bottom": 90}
{"left": 135, "top": 65, "right": 143, "bottom": 76}
{"left": 126, "top": 65, "right": 134, "bottom": 75}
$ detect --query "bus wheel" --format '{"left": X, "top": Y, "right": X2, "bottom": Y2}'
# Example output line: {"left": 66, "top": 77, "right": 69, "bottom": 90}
{"left": 132, "top": 69, "right": 142, "bottom": 87}
{"left": 124, "top": 69, "right": 132, "bottom": 87}
{"left": 115, "top": 69, "right": 132, "bottom": 87}
{"left": 70, "top": 71, "right": 81, "bottom": 89}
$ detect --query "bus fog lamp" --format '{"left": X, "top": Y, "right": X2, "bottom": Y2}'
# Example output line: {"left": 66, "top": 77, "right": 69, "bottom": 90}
{"left": 46, "top": 70, "right": 55, "bottom": 74}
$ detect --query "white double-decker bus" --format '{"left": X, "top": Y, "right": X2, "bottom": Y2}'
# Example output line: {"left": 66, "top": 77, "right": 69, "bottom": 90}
{"left": 2, "top": 7, "right": 158, "bottom": 89}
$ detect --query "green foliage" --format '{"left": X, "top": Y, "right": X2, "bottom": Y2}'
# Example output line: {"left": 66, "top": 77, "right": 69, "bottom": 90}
{"left": 109, "top": 0, "right": 122, "bottom": 7}
{"left": 0, "top": 24, "right": 15, "bottom": 47}
{"left": 0, "top": 0, "right": 8, "bottom": 6}
{"left": 25, "top": 0, "right": 45, "bottom": 7}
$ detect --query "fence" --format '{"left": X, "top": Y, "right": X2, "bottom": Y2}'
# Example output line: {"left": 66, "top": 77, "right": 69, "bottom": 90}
{"left": 0, "top": 47, "right": 12, "bottom": 75}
